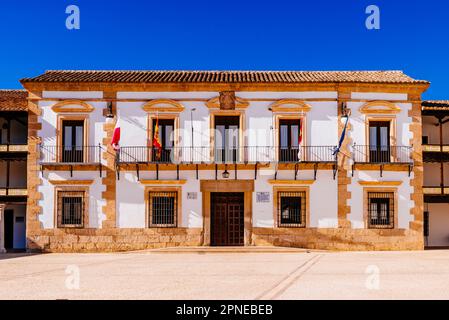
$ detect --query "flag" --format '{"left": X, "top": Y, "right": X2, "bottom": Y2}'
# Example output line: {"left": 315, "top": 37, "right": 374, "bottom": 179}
{"left": 111, "top": 118, "right": 120, "bottom": 151}
{"left": 333, "top": 115, "right": 349, "bottom": 155}
{"left": 153, "top": 117, "right": 162, "bottom": 159}
{"left": 297, "top": 118, "right": 303, "bottom": 161}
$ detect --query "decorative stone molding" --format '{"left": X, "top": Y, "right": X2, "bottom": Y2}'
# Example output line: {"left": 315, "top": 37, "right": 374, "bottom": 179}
{"left": 205, "top": 96, "right": 249, "bottom": 109}
{"left": 359, "top": 101, "right": 401, "bottom": 114}
{"left": 142, "top": 99, "right": 184, "bottom": 113}
{"left": 51, "top": 100, "right": 94, "bottom": 113}
{"left": 140, "top": 180, "right": 186, "bottom": 185}
{"left": 268, "top": 180, "right": 315, "bottom": 185}
{"left": 270, "top": 99, "right": 312, "bottom": 113}
{"left": 358, "top": 181, "right": 403, "bottom": 186}
{"left": 49, "top": 180, "right": 94, "bottom": 185}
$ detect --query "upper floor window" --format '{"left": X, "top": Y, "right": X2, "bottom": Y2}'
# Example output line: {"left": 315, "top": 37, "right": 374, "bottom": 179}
{"left": 369, "top": 121, "right": 390, "bottom": 163}
{"left": 62, "top": 120, "right": 84, "bottom": 163}
{"left": 279, "top": 119, "right": 302, "bottom": 162}
{"left": 152, "top": 119, "right": 174, "bottom": 162}
{"left": 214, "top": 116, "right": 239, "bottom": 163}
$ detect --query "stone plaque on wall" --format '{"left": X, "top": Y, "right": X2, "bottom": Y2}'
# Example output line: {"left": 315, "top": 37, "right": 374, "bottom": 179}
{"left": 256, "top": 192, "right": 270, "bottom": 203}
{"left": 219, "top": 91, "right": 236, "bottom": 110}
{"left": 187, "top": 192, "right": 198, "bottom": 200}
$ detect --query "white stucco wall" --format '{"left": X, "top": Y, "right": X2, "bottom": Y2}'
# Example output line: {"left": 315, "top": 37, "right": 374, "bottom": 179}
{"left": 35, "top": 89, "right": 417, "bottom": 233}
{"left": 347, "top": 170, "right": 415, "bottom": 229}
{"left": 39, "top": 91, "right": 107, "bottom": 164}
{"left": 37, "top": 171, "right": 106, "bottom": 229}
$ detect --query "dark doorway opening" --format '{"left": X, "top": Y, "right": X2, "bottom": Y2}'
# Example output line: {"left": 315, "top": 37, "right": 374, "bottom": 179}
{"left": 4, "top": 209, "right": 14, "bottom": 250}
{"left": 211, "top": 192, "right": 244, "bottom": 246}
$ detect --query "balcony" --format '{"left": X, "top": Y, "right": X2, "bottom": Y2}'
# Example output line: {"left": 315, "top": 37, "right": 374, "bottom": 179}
{"left": 0, "top": 144, "right": 28, "bottom": 153}
{"left": 116, "top": 146, "right": 338, "bottom": 165}
{"left": 352, "top": 145, "right": 413, "bottom": 176}
{"left": 423, "top": 144, "right": 449, "bottom": 162}
{"left": 353, "top": 145, "right": 412, "bottom": 164}
{"left": 39, "top": 145, "right": 102, "bottom": 164}
{"left": 0, "top": 158, "right": 27, "bottom": 199}
{"left": 38, "top": 145, "right": 103, "bottom": 176}
{"left": 424, "top": 186, "right": 449, "bottom": 203}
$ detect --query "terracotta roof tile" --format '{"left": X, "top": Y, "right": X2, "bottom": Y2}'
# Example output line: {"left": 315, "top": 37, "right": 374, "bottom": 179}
{"left": 20, "top": 70, "right": 429, "bottom": 84}
{"left": 422, "top": 100, "right": 449, "bottom": 111}
{"left": 0, "top": 90, "right": 28, "bottom": 111}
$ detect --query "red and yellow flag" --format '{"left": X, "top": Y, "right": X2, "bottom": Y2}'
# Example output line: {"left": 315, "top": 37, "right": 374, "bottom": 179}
{"left": 153, "top": 118, "right": 162, "bottom": 159}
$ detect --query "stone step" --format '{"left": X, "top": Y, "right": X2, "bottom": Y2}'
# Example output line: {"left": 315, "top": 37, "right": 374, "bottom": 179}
{"left": 138, "top": 246, "right": 317, "bottom": 254}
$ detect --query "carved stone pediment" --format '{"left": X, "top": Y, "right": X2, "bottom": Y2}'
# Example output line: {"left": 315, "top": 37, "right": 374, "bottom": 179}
{"left": 205, "top": 94, "right": 249, "bottom": 110}
{"left": 219, "top": 91, "right": 236, "bottom": 110}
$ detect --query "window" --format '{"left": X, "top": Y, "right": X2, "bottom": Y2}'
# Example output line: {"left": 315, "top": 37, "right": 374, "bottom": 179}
{"left": 279, "top": 119, "right": 302, "bottom": 162}
{"left": 152, "top": 119, "right": 175, "bottom": 162}
{"left": 277, "top": 191, "right": 306, "bottom": 227}
{"left": 149, "top": 191, "right": 177, "bottom": 227}
{"left": 62, "top": 120, "right": 84, "bottom": 163}
{"left": 369, "top": 121, "right": 390, "bottom": 163}
{"left": 368, "top": 192, "right": 394, "bottom": 229}
{"left": 214, "top": 116, "right": 240, "bottom": 163}
{"left": 57, "top": 191, "right": 85, "bottom": 228}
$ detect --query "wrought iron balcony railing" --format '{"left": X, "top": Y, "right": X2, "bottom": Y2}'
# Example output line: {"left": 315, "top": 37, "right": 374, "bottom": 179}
{"left": 352, "top": 145, "right": 413, "bottom": 164}
{"left": 116, "top": 146, "right": 338, "bottom": 165}
{"left": 39, "top": 145, "right": 102, "bottom": 164}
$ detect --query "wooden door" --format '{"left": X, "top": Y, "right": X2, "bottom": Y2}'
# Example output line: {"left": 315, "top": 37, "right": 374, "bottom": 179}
{"left": 211, "top": 193, "right": 244, "bottom": 246}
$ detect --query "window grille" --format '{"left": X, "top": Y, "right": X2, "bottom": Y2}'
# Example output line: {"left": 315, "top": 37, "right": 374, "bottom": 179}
{"left": 149, "top": 191, "right": 177, "bottom": 227}
{"left": 277, "top": 191, "right": 306, "bottom": 228}
{"left": 368, "top": 192, "right": 394, "bottom": 229}
{"left": 57, "top": 191, "right": 85, "bottom": 228}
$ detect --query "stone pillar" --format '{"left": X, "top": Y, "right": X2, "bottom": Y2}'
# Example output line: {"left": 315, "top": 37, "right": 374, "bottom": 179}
{"left": 408, "top": 94, "right": 424, "bottom": 247}
{"left": 26, "top": 92, "right": 43, "bottom": 251}
{"left": 0, "top": 204, "right": 6, "bottom": 253}
{"left": 101, "top": 92, "right": 117, "bottom": 229}
{"left": 337, "top": 90, "right": 352, "bottom": 229}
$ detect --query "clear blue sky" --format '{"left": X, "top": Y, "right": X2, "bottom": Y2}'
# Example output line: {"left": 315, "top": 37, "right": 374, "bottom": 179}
{"left": 0, "top": 0, "right": 447, "bottom": 99}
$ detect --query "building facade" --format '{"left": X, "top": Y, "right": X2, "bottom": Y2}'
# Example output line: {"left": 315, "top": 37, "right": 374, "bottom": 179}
{"left": 0, "top": 90, "right": 28, "bottom": 252}
{"left": 0, "top": 70, "right": 435, "bottom": 252}
{"left": 422, "top": 101, "right": 449, "bottom": 248}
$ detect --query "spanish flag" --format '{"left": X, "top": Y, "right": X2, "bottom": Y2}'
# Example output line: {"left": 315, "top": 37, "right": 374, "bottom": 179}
{"left": 152, "top": 118, "right": 162, "bottom": 159}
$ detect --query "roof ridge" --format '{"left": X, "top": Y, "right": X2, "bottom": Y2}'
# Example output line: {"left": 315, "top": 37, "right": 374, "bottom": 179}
{"left": 42, "top": 69, "right": 406, "bottom": 73}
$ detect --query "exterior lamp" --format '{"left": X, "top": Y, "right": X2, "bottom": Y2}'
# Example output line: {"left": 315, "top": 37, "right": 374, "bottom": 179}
{"left": 222, "top": 166, "right": 230, "bottom": 179}
{"left": 105, "top": 101, "right": 114, "bottom": 123}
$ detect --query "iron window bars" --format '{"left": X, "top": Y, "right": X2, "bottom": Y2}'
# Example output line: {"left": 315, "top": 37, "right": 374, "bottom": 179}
{"left": 149, "top": 191, "right": 177, "bottom": 227}
{"left": 368, "top": 192, "right": 394, "bottom": 229}
{"left": 57, "top": 191, "right": 85, "bottom": 228}
{"left": 277, "top": 191, "right": 306, "bottom": 228}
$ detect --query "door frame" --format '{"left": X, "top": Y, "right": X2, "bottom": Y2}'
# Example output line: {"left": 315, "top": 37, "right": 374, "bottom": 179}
{"left": 200, "top": 180, "right": 254, "bottom": 246}
{"left": 56, "top": 115, "right": 89, "bottom": 163}
{"left": 211, "top": 192, "right": 245, "bottom": 246}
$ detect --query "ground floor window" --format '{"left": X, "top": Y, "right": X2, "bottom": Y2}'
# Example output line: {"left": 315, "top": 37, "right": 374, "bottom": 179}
{"left": 368, "top": 192, "right": 394, "bottom": 229}
{"left": 148, "top": 191, "right": 178, "bottom": 227}
{"left": 277, "top": 191, "right": 306, "bottom": 228}
{"left": 57, "top": 191, "right": 85, "bottom": 228}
